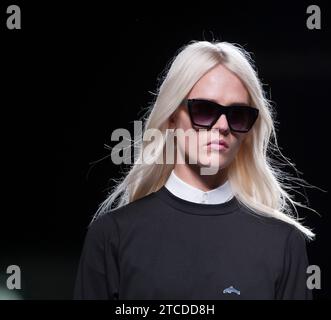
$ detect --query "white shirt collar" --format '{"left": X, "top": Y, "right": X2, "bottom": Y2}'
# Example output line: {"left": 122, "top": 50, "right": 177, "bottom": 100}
{"left": 164, "top": 169, "right": 234, "bottom": 204}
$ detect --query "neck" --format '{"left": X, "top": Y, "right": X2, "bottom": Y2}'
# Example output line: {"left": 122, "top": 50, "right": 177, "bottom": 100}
{"left": 173, "top": 163, "right": 228, "bottom": 192}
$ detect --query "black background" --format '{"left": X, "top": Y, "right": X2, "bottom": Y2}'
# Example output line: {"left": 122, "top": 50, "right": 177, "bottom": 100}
{"left": 0, "top": 2, "right": 330, "bottom": 300}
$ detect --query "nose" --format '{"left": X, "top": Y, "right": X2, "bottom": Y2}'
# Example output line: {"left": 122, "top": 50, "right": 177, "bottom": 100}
{"left": 211, "top": 114, "right": 230, "bottom": 134}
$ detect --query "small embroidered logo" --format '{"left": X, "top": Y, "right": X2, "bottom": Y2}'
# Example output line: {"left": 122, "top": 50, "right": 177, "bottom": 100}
{"left": 223, "top": 286, "right": 241, "bottom": 295}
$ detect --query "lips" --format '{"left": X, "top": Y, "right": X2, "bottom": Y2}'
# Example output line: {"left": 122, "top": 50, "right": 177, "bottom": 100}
{"left": 207, "top": 139, "right": 229, "bottom": 148}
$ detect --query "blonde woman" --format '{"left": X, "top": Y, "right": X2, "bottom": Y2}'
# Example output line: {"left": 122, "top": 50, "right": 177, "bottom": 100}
{"left": 74, "top": 40, "right": 316, "bottom": 300}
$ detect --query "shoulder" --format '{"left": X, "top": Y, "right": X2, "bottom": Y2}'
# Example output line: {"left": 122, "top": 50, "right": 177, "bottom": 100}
{"left": 236, "top": 202, "right": 308, "bottom": 246}
{"left": 87, "top": 191, "right": 159, "bottom": 235}
{"left": 81, "top": 211, "right": 120, "bottom": 250}
{"left": 88, "top": 212, "right": 118, "bottom": 234}
{"left": 108, "top": 191, "right": 160, "bottom": 223}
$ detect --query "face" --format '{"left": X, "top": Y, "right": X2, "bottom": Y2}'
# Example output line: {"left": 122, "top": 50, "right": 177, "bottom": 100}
{"left": 169, "top": 64, "right": 251, "bottom": 175}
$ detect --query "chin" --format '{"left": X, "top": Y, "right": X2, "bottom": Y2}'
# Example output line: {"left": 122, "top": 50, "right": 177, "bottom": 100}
{"left": 196, "top": 157, "right": 227, "bottom": 173}
{"left": 200, "top": 154, "right": 227, "bottom": 165}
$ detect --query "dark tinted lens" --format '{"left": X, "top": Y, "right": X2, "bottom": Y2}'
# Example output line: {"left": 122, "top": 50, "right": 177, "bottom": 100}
{"left": 227, "top": 106, "right": 258, "bottom": 132}
{"left": 190, "top": 100, "right": 220, "bottom": 126}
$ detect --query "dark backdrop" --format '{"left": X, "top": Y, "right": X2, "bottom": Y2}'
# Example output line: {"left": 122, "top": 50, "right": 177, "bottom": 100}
{"left": 1, "top": 2, "right": 330, "bottom": 299}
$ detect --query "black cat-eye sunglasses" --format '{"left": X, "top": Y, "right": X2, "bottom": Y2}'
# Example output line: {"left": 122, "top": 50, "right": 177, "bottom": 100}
{"left": 183, "top": 98, "right": 259, "bottom": 133}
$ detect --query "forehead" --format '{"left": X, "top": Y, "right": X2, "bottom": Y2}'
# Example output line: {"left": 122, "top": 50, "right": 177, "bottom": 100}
{"left": 188, "top": 64, "right": 250, "bottom": 105}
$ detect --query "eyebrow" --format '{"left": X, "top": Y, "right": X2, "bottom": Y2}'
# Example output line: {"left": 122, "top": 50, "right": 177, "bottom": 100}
{"left": 194, "top": 98, "right": 250, "bottom": 106}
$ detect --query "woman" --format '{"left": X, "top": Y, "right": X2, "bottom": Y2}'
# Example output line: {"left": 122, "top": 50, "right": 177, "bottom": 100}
{"left": 74, "top": 40, "right": 316, "bottom": 300}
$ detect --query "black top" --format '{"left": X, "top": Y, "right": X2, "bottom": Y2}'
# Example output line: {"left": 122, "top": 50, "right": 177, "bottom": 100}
{"left": 74, "top": 186, "right": 312, "bottom": 300}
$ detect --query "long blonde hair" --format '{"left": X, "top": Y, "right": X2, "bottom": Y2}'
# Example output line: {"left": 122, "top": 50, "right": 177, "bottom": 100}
{"left": 93, "top": 40, "right": 322, "bottom": 240}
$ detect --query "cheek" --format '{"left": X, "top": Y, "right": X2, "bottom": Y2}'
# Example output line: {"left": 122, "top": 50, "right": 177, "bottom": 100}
{"left": 174, "top": 110, "right": 192, "bottom": 131}
{"left": 174, "top": 110, "right": 197, "bottom": 152}
{"left": 228, "top": 134, "right": 247, "bottom": 157}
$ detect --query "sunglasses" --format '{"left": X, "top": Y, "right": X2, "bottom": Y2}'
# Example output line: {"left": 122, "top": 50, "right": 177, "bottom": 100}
{"left": 184, "top": 98, "right": 259, "bottom": 133}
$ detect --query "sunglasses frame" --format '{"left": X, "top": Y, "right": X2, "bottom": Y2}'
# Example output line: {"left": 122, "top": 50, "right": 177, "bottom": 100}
{"left": 184, "top": 98, "right": 259, "bottom": 133}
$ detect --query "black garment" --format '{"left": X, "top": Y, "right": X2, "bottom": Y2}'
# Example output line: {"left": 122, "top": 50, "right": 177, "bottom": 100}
{"left": 74, "top": 186, "right": 312, "bottom": 300}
